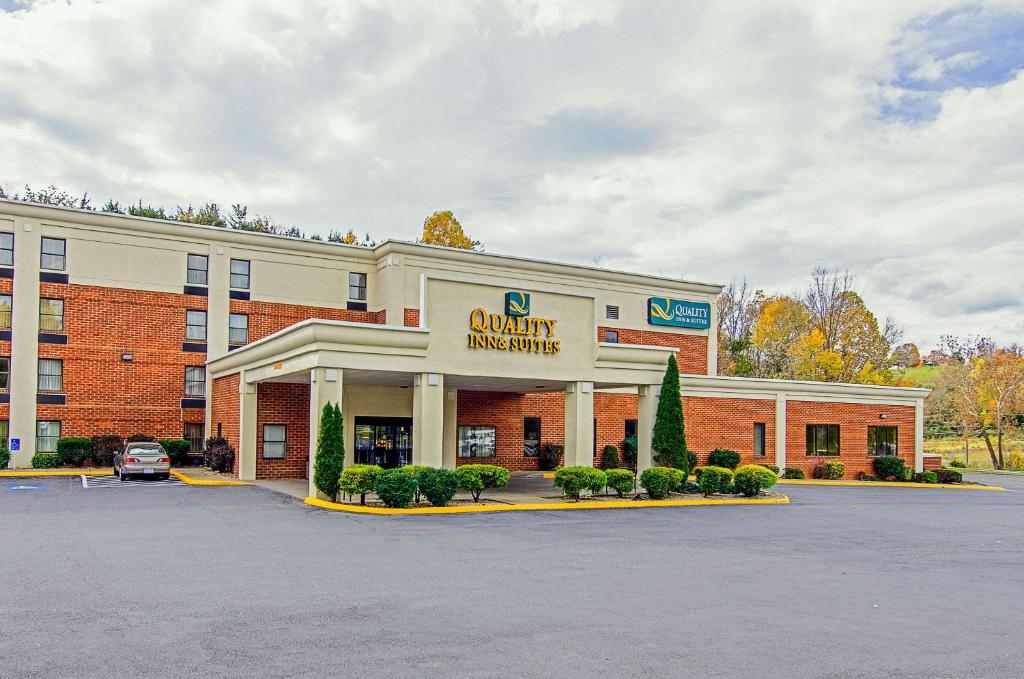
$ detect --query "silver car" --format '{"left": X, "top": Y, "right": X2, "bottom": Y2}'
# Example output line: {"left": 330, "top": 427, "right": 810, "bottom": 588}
{"left": 114, "top": 442, "right": 171, "bottom": 481}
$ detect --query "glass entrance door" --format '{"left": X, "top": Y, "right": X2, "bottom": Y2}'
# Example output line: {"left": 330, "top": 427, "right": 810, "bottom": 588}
{"left": 354, "top": 417, "right": 413, "bottom": 468}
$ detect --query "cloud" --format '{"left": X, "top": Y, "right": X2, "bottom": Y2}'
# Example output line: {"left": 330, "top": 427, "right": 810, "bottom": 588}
{"left": 0, "top": 0, "right": 1022, "bottom": 350}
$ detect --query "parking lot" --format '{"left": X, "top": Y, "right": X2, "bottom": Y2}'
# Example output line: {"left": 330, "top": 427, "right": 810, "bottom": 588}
{"left": 1, "top": 475, "right": 1021, "bottom": 679}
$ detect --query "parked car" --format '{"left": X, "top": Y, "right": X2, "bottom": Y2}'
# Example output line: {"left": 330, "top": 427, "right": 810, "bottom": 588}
{"left": 114, "top": 442, "right": 171, "bottom": 480}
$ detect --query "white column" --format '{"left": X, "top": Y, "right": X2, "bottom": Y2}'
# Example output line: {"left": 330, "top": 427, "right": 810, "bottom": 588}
{"left": 442, "top": 388, "right": 458, "bottom": 469}
{"left": 308, "top": 367, "right": 343, "bottom": 498}
{"left": 9, "top": 218, "right": 41, "bottom": 467}
{"left": 564, "top": 381, "right": 594, "bottom": 467}
{"left": 914, "top": 398, "right": 924, "bottom": 473}
{"left": 636, "top": 385, "right": 656, "bottom": 473}
{"left": 706, "top": 298, "right": 719, "bottom": 376}
{"left": 205, "top": 245, "right": 230, "bottom": 440}
{"left": 237, "top": 374, "right": 258, "bottom": 481}
{"left": 775, "top": 393, "right": 787, "bottom": 471}
{"left": 412, "top": 373, "right": 444, "bottom": 467}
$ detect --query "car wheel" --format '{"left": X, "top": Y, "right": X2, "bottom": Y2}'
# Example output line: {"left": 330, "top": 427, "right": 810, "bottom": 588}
{"left": 121, "top": 472, "right": 130, "bottom": 481}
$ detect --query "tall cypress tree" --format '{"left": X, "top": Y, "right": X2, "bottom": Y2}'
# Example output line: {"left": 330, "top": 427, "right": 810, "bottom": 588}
{"left": 313, "top": 403, "right": 345, "bottom": 501}
{"left": 651, "top": 353, "right": 688, "bottom": 470}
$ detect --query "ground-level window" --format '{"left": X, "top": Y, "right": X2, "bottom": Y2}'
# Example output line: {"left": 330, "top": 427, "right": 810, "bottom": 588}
{"left": 753, "top": 422, "right": 766, "bottom": 457}
{"left": 0, "top": 419, "right": 8, "bottom": 448}
{"left": 868, "top": 426, "right": 898, "bottom": 456}
{"left": 37, "top": 358, "right": 63, "bottom": 392}
{"left": 524, "top": 417, "right": 540, "bottom": 457}
{"left": 184, "top": 422, "right": 204, "bottom": 454}
{"left": 625, "top": 419, "right": 637, "bottom": 441}
{"left": 263, "top": 424, "right": 286, "bottom": 459}
{"left": 184, "top": 366, "right": 205, "bottom": 396}
{"left": 458, "top": 425, "right": 496, "bottom": 458}
{"left": 37, "top": 420, "right": 60, "bottom": 452}
{"left": 806, "top": 424, "right": 840, "bottom": 456}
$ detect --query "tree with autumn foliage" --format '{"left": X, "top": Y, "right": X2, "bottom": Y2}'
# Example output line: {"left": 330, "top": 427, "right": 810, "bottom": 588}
{"left": 420, "top": 210, "right": 481, "bottom": 250}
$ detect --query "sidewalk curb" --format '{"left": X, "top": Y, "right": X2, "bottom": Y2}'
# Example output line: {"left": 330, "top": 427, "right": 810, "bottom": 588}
{"left": 0, "top": 469, "right": 114, "bottom": 477}
{"left": 170, "top": 470, "right": 253, "bottom": 486}
{"left": 777, "top": 479, "right": 1006, "bottom": 491}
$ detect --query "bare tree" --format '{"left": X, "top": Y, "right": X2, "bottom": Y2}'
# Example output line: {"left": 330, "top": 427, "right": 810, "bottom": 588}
{"left": 803, "top": 267, "right": 857, "bottom": 350}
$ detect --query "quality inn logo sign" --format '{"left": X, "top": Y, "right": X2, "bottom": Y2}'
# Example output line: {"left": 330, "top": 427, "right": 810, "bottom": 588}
{"left": 468, "top": 291, "right": 560, "bottom": 355}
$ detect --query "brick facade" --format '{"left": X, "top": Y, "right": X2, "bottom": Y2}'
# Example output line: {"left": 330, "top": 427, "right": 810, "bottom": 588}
{"left": 684, "top": 396, "right": 777, "bottom": 467}
{"left": 403, "top": 308, "right": 420, "bottom": 327}
{"left": 229, "top": 299, "right": 384, "bottom": 344}
{"left": 255, "top": 382, "right": 310, "bottom": 480}
{"left": 211, "top": 374, "right": 240, "bottom": 471}
{"left": 598, "top": 326, "right": 708, "bottom": 375}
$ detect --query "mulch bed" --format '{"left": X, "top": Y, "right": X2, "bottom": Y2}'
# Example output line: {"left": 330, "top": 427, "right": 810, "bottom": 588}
{"left": 336, "top": 497, "right": 508, "bottom": 508}
{"left": 541, "top": 490, "right": 788, "bottom": 503}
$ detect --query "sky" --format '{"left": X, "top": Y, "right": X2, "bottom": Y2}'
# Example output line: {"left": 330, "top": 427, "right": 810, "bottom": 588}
{"left": 0, "top": 0, "right": 1022, "bottom": 350}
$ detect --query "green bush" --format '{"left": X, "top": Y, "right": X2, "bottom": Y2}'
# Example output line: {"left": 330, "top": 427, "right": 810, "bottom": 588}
{"left": 707, "top": 449, "right": 740, "bottom": 470}
{"left": 159, "top": 439, "right": 192, "bottom": 467}
{"left": 620, "top": 437, "right": 637, "bottom": 468}
{"left": 204, "top": 437, "right": 235, "bottom": 473}
{"left": 757, "top": 463, "right": 780, "bottom": 474}
{"left": 126, "top": 433, "right": 155, "bottom": 443}
{"left": 31, "top": 453, "right": 59, "bottom": 469}
{"left": 664, "top": 467, "right": 686, "bottom": 492}
{"left": 417, "top": 468, "right": 460, "bottom": 506}
{"left": 601, "top": 444, "right": 620, "bottom": 469}
{"left": 934, "top": 469, "right": 962, "bottom": 484}
{"left": 813, "top": 460, "right": 845, "bottom": 480}
{"left": 687, "top": 450, "right": 698, "bottom": 473}
{"left": 313, "top": 403, "right": 345, "bottom": 502}
{"left": 652, "top": 354, "right": 688, "bottom": 470}
{"left": 55, "top": 438, "right": 92, "bottom": 467}
{"left": 1005, "top": 453, "right": 1024, "bottom": 471}
{"left": 455, "top": 464, "right": 510, "bottom": 502}
{"left": 373, "top": 468, "right": 418, "bottom": 508}
{"left": 400, "top": 465, "right": 431, "bottom": 503}
{"left": 91, "top": 434, "right": 123, "bottom": 467}
{"left": 949, "top": 459, "right": 967, "bottom": 468}
{"left": 733, "top": 464, "right": 778, "bottom": 497}
{"left": 605, "top": 468, "right": 635, "bottom": 497}
{"left": 0, "top": 447, "right": 9, "bottom": 469}
{"left": 781, "top": 467, "right": 805, "bottom": 479}
{"left": 340, "top": 464, "right": 383, "bottom": 505}
{"left": 873, "top": 455, "right": 906, "bottom": 480}
{"left": 639, "top": 467, "right": 674, "bottom": 500}
{"left": 553, "top": 466, "right": 607, "bottom": 501}
{"left": 694, "top": 466, "right": 733, "bottom": 496}
{"left": 913, "top": 471, "right": 938, "bottom": 484}
{"left": 538, "top": 443, "right": 563, "bottom": 471}
{"left": 899, "top": 467, "right": 914, "bottom": 481}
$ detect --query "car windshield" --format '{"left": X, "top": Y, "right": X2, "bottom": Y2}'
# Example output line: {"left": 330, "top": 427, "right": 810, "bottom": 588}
{"left": 127, "top": 445, "right": 165, "bottom": 456}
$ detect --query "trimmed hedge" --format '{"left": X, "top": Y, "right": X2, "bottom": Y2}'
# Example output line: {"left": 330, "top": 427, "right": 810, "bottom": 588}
{"left": 601, "top": 444, "right": 620, "bottom": 469}
{"left": 538, "top": 443, "right": 563, "bottom": 471}
{"left": 127, "top": 433, "right": 156, "bottom": 443}
{"left": 31, "top": 453, "right": 60, "bottom": 469}
{"left": 92, "top": 434, "right": 123, "bottom": 467}
{"left": 417, "top": 467, "right": 459, "bottom": 506}
{"left": 400, "top": 465, "right": 431, "bottom": 503}
{"left": 605, "top": 468, "right": 635, "bottom": 497}
{"left": 639, "top": 467, "right": 674, "bottom": 500}
{"left": 707, "top": 449, "right": 740, "bottom": 470}
{"left": 734, "top": 464, "right": 778, "bottom": 497}
{"left": 455, "top": 464, "right": 510, "bottom": 502}
{"left": 664, "top": 467, "right": 686, "bottom": 492}
{"left": 934, "top": 469, "right": 962, "bottom": 484}
{"left": 757, "top": 463, "right": 780, "bottom": 474}
{"left": 553, "top": 466, "right": 607, "bottom": 501}
{"left": 873, "top": 455, "right": 906, "bottom": 480}
{"left": 813, "top": 460, "right": 845, "bottom": 480}
{"left": 374, "top": 468, "right": 418, "bottom": 508}
{"left": 340, "top": 464, "right": 383, "bottom": 505}
{"left": 781, "top": 467, "right": 805, "bottom": 479}
{"left": 56, "top": 437, "right": 92, "bottom": 467}
{"left": 159, "top": 439, "right": 191, "bottom": 467}
{"left": 913, "top": 471, "right": 938, "bottom": 484}
{"left": 694, "top": 465, "right": 733, "bottom": 496}
{"left": 0, "top": 447, "right": 9, "bottom": 469}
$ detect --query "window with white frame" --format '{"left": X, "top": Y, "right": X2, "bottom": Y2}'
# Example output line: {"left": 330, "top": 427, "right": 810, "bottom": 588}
{"left": 187, "top": 254, "right": 208, "bottom": 285}
{"left": 185, "top": 310, "right": 207, "bottom": 341}
{"left": 263, "top": 424, "right": 286, "bottom": 459}
{"left": 37, "top": 358, "right": 63, "bottom": 392}
{"left": 40, "top": 237, "right": 65, "bottom": 271}
{"left": 185, "top": 366, "right": 206, "bottom": 397}
{"left": 228, "top": 313, "right": 248, "bottom": 345}
{"left": 37, "top": 420, "right": 61, "bottom": 453}
{"left": 230, "top": 259, "right": 250, "bottom": 289}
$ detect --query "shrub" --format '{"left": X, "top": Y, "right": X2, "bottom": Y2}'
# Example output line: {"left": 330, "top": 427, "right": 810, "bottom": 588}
{"left": 687, "top": 450, "right": 698, "bottom": 473}
{"left": 553, "top": 466, "right": 607, "bottom": 501}
{"left": 159, "top": 439, "right": 192, "bottom": 467}
{"left": 899, "top": 467, "right": 914, "bottom": 481}
{"left": 781, "top": 467, "right": 805, "bottom": 479}
{"left": 204, "top": 437, "right": 236, "bottom": 473}
{"left": 639, "top": 467, "right": 673, "bottom": 500}
{"left": 733, "top": 464, "right": 778, "bottom": 497}
{"left": 601, "top": 444, "right": 620, "bottom": 469}
{"left": 373, "top": 468, "right": 418, "bottom": 508}
{"left": 663, "top": 467, "right": 686, "bottom": 492}
{"left": 340, "top": 464, "right": 383, "bottom": 505}
{"left": 813, "top": 460, "right": 845, "bottom": 480}
{"left": 620, "top": 437, "right": 637, "bottom": 468}
{"left": 417, "top": 468, "right": 460, "bottom": 506}
{"left": 313, "top": 403, "right": 345, "bottom": 502}
{"left": 855, "top": 471, "right": 877, "bottom": 481}
{"left": 538, "top": 443, "right": 563, "bottom": 471}
{"left": 400, "top": 465, "right": 431, "bottom": 503}
{"left": 913, "top": 471, "right": 938, "bottom": 484}
{"left": 652, "top": 354, "right": 687, "bottom": 470}
{"left": 873, "top": 455, "right": 906, "bottom": 480}
{"left": 55, "top": 437, "right": 92, "bottom": 467}
{"left": 126, "top": 433, "right": 156, "bottom": 443}
{"left": 605, "top": 468, "right": 635, "bottom": 497}
{"left": 757, "top": 463, "right": 780, "bottom": 474}
{"left": 694, "top": 466, "right": 733, "bottom": 496}
{"left": 707, "top": 449, "right": 740, "bottom": 470}
{"left": 91, "top": 434, "right": 123, "bottom": 467}
{"left": 31, "top": 453, "right": 59, "bottom": 469}
{"left": 949, "top": 459, "right": 967, "bottom": 468}
{"left": 1005, "top": 453, "right": 1024, "bottom": 471}
{"left": 934, "top": 469, "right": 963, "bottom": 484}
{"left": 455, "top": 464, "right": 510, "bottom": 502}
{"left": 0, "top": 447, "right": 9, "bottom": 469}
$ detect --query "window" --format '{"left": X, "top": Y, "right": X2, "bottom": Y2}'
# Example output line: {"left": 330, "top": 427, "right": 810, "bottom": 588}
{"left": 806, "top": 424, "right": 840, "bottom": 456}
{"left": 458, "top": 425, "right": 496, "bottom": 458}
{"left": 0, "top": 357, "right": 8, "bottom": 390}
{"left": 754, "top": 423, "right": 766, "bottom": 457}
{"left": 185, "top": 310, "right": 207, "bottom": 341}
{"left": 187, "top": 254, "right": 208, "bottom": 285}
{"left": 37, "top": 358, "right": 63, "bottom": 392}
{"left": 184, "top": 422, "right": 205, "bottom": 454}
{"left": 606, "top": 304, "right": 619, "bottom": 320}
{"left": 868, "top": 426, "right": 898, "bottom": 456}
{"left": 605, "top": 329, "right": 619, "bottom": 343}
{"left": 0, "top": 294, "right": 10, "bottom": 330}
{"left": 625, "top": 419, "right": 637, "bottom": 440}
{"left": 229, "top": 259, "right": 250, "bottom": 289}
{"left": 524, "top": 417, "right": 541, "bottom": 457}
{"left": 37, "top": 420, "right": 61, "bottom": 453}
{"left": 184, "top": 366, "right": 206, "bottom": 397}
{"left": 349, "top": 272, "right": 367, "bottom": 301}
{"left": 0, "top": 419, "right": 8, "bottom": 448}
{"left": 39, "top": 298, "right": 64, "bottom": 332}
{"left": 263, "top": 424, "right": 286, "bottom": 459}
{"left": 40, "top": 237, "right": 65, "bottom": 271}
{"left": 0, "top": 232, "right": 12, "bottom": 266}
{"left": 228, "top": 313, "right": 248, "bottom": 345}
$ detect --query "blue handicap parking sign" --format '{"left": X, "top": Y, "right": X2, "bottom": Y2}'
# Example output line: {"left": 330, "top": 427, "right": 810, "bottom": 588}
{"left": 10, "top": 438, "right": 19, "bottom": 451}
{"left": 8, "top": 483, "right": 47, "bottom": 491}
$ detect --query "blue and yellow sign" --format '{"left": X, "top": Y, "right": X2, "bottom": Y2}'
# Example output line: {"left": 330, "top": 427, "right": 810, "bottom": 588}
{"left": 647, "top": 297, "right": 711, "bottom": 329}
{"left": 504, "top": 291, "right": 530, "bottom": 317}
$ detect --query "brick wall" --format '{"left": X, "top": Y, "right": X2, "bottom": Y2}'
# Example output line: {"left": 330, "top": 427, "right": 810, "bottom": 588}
{"left": 598, "top": 326, "right": 708, "bottom": 375}
{"left": 255, "top": 382, "right": 310, "bottom": 480}
{"left": 0, "top": 275, "right": 11, "bottom": 428}
{"left": 211, "top": 374, "right": 240, "bottom": 472}
{"left": 228, "top": 299, "right": 384, "bottom": 344}
{"left": 684, "top": 396, "right": 776, "bottom": 467}
{"left": 404, "top": 308, "right": 420, "bottom": 327}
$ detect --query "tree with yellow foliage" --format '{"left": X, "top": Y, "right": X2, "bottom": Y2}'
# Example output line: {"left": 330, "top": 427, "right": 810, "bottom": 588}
{"left": 750, "top": 297, "right": 809, "bottom": 378}
{"left": 420, "top": 210, "right": 481, "bottom": 250}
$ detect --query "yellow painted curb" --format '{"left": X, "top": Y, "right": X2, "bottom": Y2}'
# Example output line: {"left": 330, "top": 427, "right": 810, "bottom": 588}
{"left": 777, "top": 479, "right": 1006, "bottom": 491}
{"left": 542, "top": 472, "right": 555, "bottom": 479}
{"left": 0, "top": 469, "right": 114, "bottom": 477}
{"left": 305, "top": 494, "right": 790, "bottom": 515}
{"left": 170, "top": 470, "right": 253, "bottom": 486}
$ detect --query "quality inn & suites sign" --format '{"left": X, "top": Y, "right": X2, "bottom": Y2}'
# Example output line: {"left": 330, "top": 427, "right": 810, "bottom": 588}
{"left": 467, "top": 291, "right": 560, "bottom": 355}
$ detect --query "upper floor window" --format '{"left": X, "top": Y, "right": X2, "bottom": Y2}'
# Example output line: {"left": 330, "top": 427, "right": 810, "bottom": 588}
{"left": 0, "top": 357, "right": 9, "bottom": 391}
{"left": 184, "top": 366, "right": 206, "bottom": 397}
{"left": 39, "top": 298, "right": 64, "bottom": 332}
{"left": 187, "top": 254, "right": 208, "bottom": 286}
{"left": 185, "top": 310, "right": 207, "bottom": 342}
{"left": 230, "top": 259, "right": 250, "bottom": 289}
{"left": 0, "top": 294, "right": 10, "bottom": 331}
{"left": 349, "top": 272, "right": 367, "bottom": 301}
{"left": 40, "top": 237, "right": 66, "bottom": 271}
{"left": 806, "top": 424, "right": 840, "bottom": 456}
{"left": 228, "top": 313, "right": 249, "bottom": 345}
{"left": 38, "top": 358, "right": 63, "bottom": 392}
{"left": 868, "top": 426, "right": 898, "bottom": 456}
{"left": 0, "top": 232, "right": 13, "bottom": 267}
